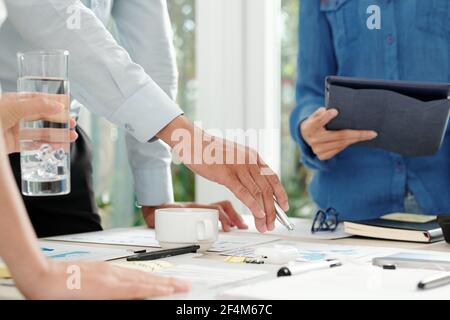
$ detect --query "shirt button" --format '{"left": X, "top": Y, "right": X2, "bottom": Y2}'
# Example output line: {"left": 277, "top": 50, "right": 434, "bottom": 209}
{"left": 124, "top": 123, "right": 135, "bottom": 133}
{"left": 387, "top": 35, "right": 395, "bottom": 45}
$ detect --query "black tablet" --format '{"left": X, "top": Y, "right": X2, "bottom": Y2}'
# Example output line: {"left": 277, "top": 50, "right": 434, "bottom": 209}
{"left": 325, "top": 76, "right": 450, "bottom": 157}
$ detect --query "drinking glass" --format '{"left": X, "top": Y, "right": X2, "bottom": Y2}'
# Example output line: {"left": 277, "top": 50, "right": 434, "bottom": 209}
{"left": 17, "top": 50, "right": 71, "bottom": 196}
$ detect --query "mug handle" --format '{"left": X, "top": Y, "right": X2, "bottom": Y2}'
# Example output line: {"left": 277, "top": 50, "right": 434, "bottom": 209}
{"left": 196, "top": 219, "right": 214, "bottom": 241}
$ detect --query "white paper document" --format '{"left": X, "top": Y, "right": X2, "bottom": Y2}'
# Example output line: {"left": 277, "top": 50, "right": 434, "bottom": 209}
{"left": 208, "top": 234, "right": 279, "bottom": 252}
{"left": 46, "top": 228, "right": 161, "bottom": 248}
{"left": 38, "top": 241, "right": 131, "bottom": 262}
{"left": 222, "top": 240, "right": 396, "bottom": 263}
{"left": 154, "top": 264, "right": 268, "bottom": 288}
{"left": 219, "top": 264, "right": 450, "bottom": 300}
{"left": 240, "top": 215, "right": 351, "bottom": 240}
{"left": 47, "top": 227, "right": 280, "bottom": 252}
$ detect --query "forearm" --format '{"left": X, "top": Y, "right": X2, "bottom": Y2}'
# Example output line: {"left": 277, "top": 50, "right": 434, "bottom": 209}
{"left": 0, "top": 132, "right": 48, "bottom": 287}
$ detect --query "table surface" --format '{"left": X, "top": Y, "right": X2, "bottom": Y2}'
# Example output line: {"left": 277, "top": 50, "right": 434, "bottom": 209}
{"left": 1, "top": 217, "right": 449, "bottom": 300}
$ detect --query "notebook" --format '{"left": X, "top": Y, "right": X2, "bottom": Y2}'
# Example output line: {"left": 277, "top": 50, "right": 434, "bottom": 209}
{"left": 344, "top": 213, "right": 443, "bottom": 243}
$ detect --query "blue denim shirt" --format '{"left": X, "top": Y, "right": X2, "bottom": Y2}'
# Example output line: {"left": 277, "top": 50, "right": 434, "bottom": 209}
{"left": 290, "top": 0, "right": 450, "bottom": 220}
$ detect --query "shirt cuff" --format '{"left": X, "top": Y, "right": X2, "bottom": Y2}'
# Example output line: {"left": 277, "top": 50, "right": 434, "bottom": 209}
{"left": 111, "top": 82, "right": 183, "bottom": 143}
{"left": 133, "top": 166, "right": 175, "bottom": 206}
{"left": 290, "top": 102, "right": 336, "bottom": 171}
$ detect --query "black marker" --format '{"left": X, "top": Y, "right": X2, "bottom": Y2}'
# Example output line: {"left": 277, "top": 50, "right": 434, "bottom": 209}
{"left": 127, "top": 245, "right": 200, "bottom": 261}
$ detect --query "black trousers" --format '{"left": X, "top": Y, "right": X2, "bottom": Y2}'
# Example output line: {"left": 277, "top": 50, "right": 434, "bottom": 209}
{"left": 9, "top": 127, "right": 102, "bottom": 238}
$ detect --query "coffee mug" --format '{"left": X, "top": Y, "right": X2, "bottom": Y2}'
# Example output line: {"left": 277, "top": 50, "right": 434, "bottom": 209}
{"left": 155, "top": 208, "right": 219, "bottom": 251}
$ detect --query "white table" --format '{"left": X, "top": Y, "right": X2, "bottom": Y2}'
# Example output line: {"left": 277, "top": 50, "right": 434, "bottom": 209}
{"left": 1, "top": 218, "right": 449, "bottom": 300}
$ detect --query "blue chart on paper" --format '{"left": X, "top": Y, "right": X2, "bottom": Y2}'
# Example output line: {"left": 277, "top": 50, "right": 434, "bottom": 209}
{"left": 46, "top": 251, "right": 91, "bottom": 260}
{"left": 297, "top": 249, "right": 358, "bottom": 261}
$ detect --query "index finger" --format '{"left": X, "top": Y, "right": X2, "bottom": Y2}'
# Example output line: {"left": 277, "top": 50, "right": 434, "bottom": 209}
{"left": 257, "top": 157, "right": 289, "bottom": 211}
{"left": 322, "top": 129, "right": 378, "bottom": 143}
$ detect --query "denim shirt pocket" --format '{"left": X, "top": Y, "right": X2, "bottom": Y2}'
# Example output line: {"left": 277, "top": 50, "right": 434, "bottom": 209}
{"left": 320, "top": 0, "right": 363, "bottom": 47}
{"left": 416, "top": 0, "right": 450, "bottom": 38}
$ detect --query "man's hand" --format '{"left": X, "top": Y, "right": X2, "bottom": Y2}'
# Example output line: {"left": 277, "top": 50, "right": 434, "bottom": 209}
{"left": 142, "top": 201, "right": 248, "bottom": 232}
{"left": 301, "top": 107, "right": 378, "bottom": 160}
{"left": 156, "top": 116, "right": 289, "bottom": 233}
{"left": 0, "top": 93, "right": 78, "bottom": 154}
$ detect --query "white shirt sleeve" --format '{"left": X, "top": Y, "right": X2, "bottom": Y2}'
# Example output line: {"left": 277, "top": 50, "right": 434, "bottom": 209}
{"left": 0, "top": 0, "right": 6, "bottom": 29}
{"left": 4, "top": 0, "right": 183, "bottom": 143}
{"left": 112, "top": 0, "right": 177, "bottom": 206}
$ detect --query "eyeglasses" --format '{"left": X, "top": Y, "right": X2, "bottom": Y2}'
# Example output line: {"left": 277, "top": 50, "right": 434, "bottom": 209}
{"left": 311, "top": 207, "right": 340, "bottom": 233}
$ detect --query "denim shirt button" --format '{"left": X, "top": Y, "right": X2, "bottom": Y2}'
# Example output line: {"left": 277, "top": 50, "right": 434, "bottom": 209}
{"left": 387, "top": 35, "right": 395, "bottom": 45}
{"left": 395, "top": 160, "right": 404, "bottom": 171}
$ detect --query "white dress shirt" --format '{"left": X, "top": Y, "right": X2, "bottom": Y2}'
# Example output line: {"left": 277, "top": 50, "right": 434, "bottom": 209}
{"left": 0, "top": 0, "right": 181, "bottom": 206}
{"left": 0, "top": 0, "right": 5, "bottom": 30}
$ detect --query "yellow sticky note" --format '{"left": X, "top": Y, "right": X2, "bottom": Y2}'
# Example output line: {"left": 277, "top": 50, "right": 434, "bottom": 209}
{"left": 224, "top": 256, "right": 246, "bottom": 264}
{"left": 0, "top": 262, "right": 11, "bottom": 279}
{"left": 111, "top": 260, "right": 173, "bottom": 273}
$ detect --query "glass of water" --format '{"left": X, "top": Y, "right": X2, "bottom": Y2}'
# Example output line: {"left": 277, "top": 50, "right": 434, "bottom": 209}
{"left": 17, "top": 50, "right": 71, "bottom": 196}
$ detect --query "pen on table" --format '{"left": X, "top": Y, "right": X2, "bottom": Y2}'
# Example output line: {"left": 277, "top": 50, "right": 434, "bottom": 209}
{"left": 274, "top": 199, "right": 295, "bottom": 231}
{"left": 126, "top": 245, "right": 200, "bottom": 262}
{"left": 417, "top": 272, "right": 450, "bottom": 290}
{"left": 277, "top": 259, "right": 342, "bottom": 277}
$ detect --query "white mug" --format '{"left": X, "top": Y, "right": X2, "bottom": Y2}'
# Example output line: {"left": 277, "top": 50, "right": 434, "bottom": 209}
{"left": 155, "top": 208, "right": 219, "bottom": 251}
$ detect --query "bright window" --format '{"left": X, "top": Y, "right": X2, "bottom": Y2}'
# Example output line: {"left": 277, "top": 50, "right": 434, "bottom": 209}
{"left": 280, "top": 0, "right": 313, "bottom": 217}
{"left": 168, "top": 0, "right": 196, "bottom": 203}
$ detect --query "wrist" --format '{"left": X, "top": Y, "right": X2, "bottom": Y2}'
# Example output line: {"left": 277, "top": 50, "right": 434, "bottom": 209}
{"left": 156, "top": 115, "right": 194, "bottom": 148}
{"left": 156, "top": 116, "right": 210, "bottom": 165}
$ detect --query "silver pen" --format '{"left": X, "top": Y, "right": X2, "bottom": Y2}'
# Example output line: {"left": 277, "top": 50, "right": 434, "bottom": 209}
{"left": 274, "top": 200, "right": 295, "bottom": 231}
{"left": 418, "top": 272, "right": 450, "bottom": 290}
